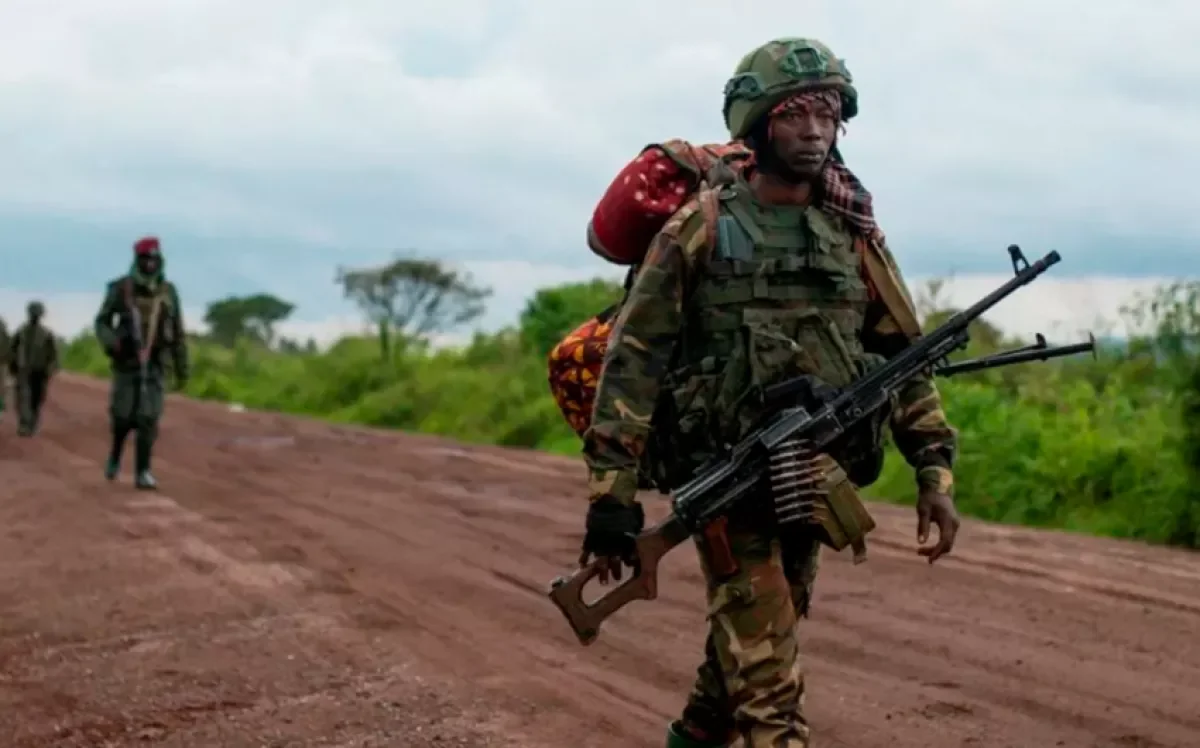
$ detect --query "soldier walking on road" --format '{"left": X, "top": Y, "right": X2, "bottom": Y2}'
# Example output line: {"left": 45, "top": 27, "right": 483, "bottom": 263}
{"left": 8, "top": 301, "right": 59, "bottom": 437}
{"left": 92, "top": 236, "right": 189, "bottom": 489}
{"left": 577, "top": 38, "right": 962, "bottom": 747}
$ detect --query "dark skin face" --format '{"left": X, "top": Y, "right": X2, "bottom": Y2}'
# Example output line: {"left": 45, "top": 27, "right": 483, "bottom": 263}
{"left": 749, "top": 96, "right": 840, "bottom": 204}
{"left": 136, "top": 253, "right": 161, "bottom": 277}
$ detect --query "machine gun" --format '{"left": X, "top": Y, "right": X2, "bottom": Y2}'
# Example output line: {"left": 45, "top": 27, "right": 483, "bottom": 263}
{"left": 547, "top": 245, "right": 1097, "bottom": 645}
{"left": 121, "top": 279, "right": 151, "bottom": 402}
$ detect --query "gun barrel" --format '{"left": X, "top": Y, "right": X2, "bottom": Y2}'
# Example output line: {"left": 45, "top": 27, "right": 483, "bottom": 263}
{"left": 675, "top": 247, "right": 1065, "bottom": 528}
{"left": 934, "top": 339, "right": 1095, "bottom": 376}
{"left": 846, "top": 249, "right": 1060, "bottom": 399}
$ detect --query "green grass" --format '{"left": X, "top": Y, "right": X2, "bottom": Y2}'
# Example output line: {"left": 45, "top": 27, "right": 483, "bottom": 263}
{"left": 60, "top": 280, "right": 1200, "bottom": 550}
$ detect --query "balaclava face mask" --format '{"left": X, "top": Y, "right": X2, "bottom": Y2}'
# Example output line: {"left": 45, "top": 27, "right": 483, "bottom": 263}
{"left": 131, "top": 236, "right": 166, "bottom": 290}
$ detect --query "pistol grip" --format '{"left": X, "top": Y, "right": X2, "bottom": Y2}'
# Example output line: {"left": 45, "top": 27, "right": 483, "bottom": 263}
{"left": 547, "top": 560, "right": 658, "bottom": 646}
{"left": 546, "top": 514, "right": 690, "bottom": 645}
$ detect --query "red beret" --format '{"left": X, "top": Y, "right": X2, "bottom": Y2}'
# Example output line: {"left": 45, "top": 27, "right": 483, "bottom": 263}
{"left": 133, "top": 236, "right": 160, "bottom": 255}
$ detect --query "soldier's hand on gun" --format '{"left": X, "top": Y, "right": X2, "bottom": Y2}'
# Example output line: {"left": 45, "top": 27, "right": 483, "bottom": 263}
{"left": 579, "top": 496, "right": 645, "bottom": 584}
{"left": 916, "top": 489, "right": 960, "bottom": 564}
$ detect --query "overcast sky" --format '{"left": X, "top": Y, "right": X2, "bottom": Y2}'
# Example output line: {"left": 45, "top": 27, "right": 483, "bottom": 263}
{"left": 0, "top": 0, "right": 1196, "bottom": 345}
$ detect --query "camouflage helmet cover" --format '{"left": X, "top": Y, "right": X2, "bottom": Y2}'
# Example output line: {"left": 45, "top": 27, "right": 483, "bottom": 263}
{"left": 723, "top": 37, "right": 858, "bottom": 141}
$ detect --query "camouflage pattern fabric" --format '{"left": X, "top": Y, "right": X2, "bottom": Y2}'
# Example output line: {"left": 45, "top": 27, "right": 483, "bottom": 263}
{"left": 15, "top": 371, "right": 51, "bottom": 435}
{"left": 10, "top": 321, "right": 58, "bottom": 435}
{"left": 679, "top": 521, "right": 822, "bottom": 745}
{"left": 11, "top": 321, "right": 58, "bottom": 374}
{"left": 583, "top": 189, "right": 957, "bottom": 505}
{"left": 93, "top": 276, "right": 188, "bottom": 379}
{"left": 0, "top": 317, "right": 8, "bottom": 418}
{"left": 582, "top": 161, "right": 956, "bottom": 748}
{"left": 93, "top": 275, "right": 188, "bottom": 475}
{"left": 108, "top": 368, "right": 165, "bottom": 441}
{"left": 581, "top": 36, "right": 957, "bottom": 745}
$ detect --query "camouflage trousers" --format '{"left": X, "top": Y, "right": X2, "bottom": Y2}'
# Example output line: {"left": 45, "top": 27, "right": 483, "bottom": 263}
{"left": 679, "top": 519, "right": 822, "bottom": 747}
{"left": 15, "top": 370, "right": 50, "bottom": 433}
{"left": 108, "top": 369, "right": 166, "bottom": 472}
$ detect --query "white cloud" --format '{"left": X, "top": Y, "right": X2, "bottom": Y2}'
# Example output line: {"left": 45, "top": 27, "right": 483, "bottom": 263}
{"left": 1, "top": 2, "right": 1198, "bottom": 257}
{"left": 0, "top": 0, "right": 1197, "bottom": 335}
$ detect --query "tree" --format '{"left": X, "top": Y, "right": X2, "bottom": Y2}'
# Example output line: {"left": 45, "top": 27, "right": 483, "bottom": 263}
{"left": 518, "top": 277, "right": 625, "bottom": 356}
{"left": 335, "top": 254, "right": 491, "bottom": 356}
{"left": 203, "top": 293, "right": 295, "bottom": 347}
{"left": 277, "top": 336, "right": 319, "bottom": 355}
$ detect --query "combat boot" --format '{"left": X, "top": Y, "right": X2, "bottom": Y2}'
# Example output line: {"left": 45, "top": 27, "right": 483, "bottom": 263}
{"left": 135, "top": 471, "right": 158, "bottom": 490}
{"left": 666, "top": 721, "right": 728, "bottom": 748}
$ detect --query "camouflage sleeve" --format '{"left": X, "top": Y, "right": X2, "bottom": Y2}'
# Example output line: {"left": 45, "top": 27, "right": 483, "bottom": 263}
{"left": 581, "top": 205, "right": 704, "bottom": 505}
{"left": 168, "top": 283, "right": 189, "bottom": 380}
{"left": 6, "top": 327, "right": 18, "bottom": 375}
{"left": 93, "top": 280, "right": 122, "bottom": 352}
{"left": 859, "top": 236, "right": 958, "bottom": 496}
{"left": 46, "top": 330, "right": 59, "bottom": 373}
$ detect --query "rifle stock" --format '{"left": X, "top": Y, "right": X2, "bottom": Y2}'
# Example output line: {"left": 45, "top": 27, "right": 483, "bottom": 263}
{"left": 547, "top": 514, "right": 690, "bottom": 645}
{"left": 546, "top": 246, "right": 1093, "bottom": 645}
{"left": 122, "top": 279, "right": 150, "bottom": 395}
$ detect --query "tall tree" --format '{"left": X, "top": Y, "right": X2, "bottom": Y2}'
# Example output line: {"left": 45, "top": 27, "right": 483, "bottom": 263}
{"left": 335, "top": 254, "right": 491, "bottom": 355}
{"left": 203, "top": 293, "right": 295, "bottom": 347}
{"left": 518, "top": 277, "right": 625, "bottom": 356}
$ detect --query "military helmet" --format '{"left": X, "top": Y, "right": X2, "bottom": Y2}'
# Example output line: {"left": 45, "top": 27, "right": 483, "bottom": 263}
{"left": 27, "top": 300, "right": 44, "bottom": 317}
{"left": 723, "top": 37, "right": 858, "bottom": 141}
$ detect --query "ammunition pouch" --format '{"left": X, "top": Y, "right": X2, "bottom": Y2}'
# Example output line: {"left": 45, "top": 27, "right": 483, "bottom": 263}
{"left": 811, "top": 456, "right": 876, "bottom": 562}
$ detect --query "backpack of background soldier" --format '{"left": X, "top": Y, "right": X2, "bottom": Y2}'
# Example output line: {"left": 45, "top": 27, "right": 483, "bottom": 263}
{"left": 546, "top": 139, "right": 753, "bottom": 438}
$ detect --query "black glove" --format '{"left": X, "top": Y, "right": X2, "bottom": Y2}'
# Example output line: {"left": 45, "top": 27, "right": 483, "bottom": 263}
{"left": 579, "top": 496, "right": 645, "bottom": 583}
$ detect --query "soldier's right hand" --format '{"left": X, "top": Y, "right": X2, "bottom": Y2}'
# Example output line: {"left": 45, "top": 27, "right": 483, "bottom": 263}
{"left": 579, "top": 496, "right": 645, "bottom": 584}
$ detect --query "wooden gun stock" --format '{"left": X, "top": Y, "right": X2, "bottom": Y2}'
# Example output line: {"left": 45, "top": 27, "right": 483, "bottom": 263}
{"left": 546, "top": 514, "right": 691, "bottom": 645}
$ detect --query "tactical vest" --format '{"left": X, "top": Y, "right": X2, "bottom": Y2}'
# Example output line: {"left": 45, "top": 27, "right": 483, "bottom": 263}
{"left": 126, "top": 280, "right": 176, "bottom": 354}
{"left": 16, "top": 324, "right": 52, "bottom": 371}
{"left": 650, "top": 180, "right": 879, "bottom": 488}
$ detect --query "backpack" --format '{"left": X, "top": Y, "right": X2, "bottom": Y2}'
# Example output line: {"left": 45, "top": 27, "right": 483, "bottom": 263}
{"left": 548, "top": 139, "right": 751, "bottom": 437}
{"left": 546, "top": 139, "right": 922, "bottom": 440}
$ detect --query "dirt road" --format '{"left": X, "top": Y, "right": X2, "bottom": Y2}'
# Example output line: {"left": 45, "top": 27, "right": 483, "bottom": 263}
{"left": 1, "top": 374, "right": 1197, "bottom": 747}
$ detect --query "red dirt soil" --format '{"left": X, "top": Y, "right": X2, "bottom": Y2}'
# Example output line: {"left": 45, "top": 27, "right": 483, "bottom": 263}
{"left": 1, "top": 374, "right": 1198, "bottom": 747}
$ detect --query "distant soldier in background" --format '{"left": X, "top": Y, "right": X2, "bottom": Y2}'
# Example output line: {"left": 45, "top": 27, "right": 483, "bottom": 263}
{"left": 0, "top": 315, "right": 9, "bottom": 423}
{"left": 8, "top": 301, "right": 58, "bottom": 437}
{"left": 93, "top": 236, "right": 189, "bottom": 489}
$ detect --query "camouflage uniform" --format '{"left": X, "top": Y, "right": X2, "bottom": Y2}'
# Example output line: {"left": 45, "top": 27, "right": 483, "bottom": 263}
{"left": 92, "top": 236, "right": 188, "bottom": 489}
{"left": 0, "top": 316, "right": 9, "bottom": 421}
{"left": 581, "top": 39, "right": 957, "bottom": 747}
{"left": 9, "top": 301, "right": 58, "bottom": 436}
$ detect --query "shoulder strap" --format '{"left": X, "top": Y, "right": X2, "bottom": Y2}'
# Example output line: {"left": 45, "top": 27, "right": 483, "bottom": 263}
{"left": 860, "top": 238, "right": 922, "bottom": 339}
{"left": 697, "top": 186, "right": 722, "bottom": 260}
{"left": 122, "top": 276, "right": 168, "bottom": 356}
{"left": 144, "top": 291, "right": 166, "bottom": 353}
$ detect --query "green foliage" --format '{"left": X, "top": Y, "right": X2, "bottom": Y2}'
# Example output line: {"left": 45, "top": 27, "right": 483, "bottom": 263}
{"left": 58, "top": 274, "right": 1200, "bottom": 549}
{"left": 203, "top": 293, "right": 295, "bottom": 347}
{"left": 335, "top": 254, "right": 492, "bottom": 357}
{"left": 518, "top": 278, "right": 625, "bottom": 356}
